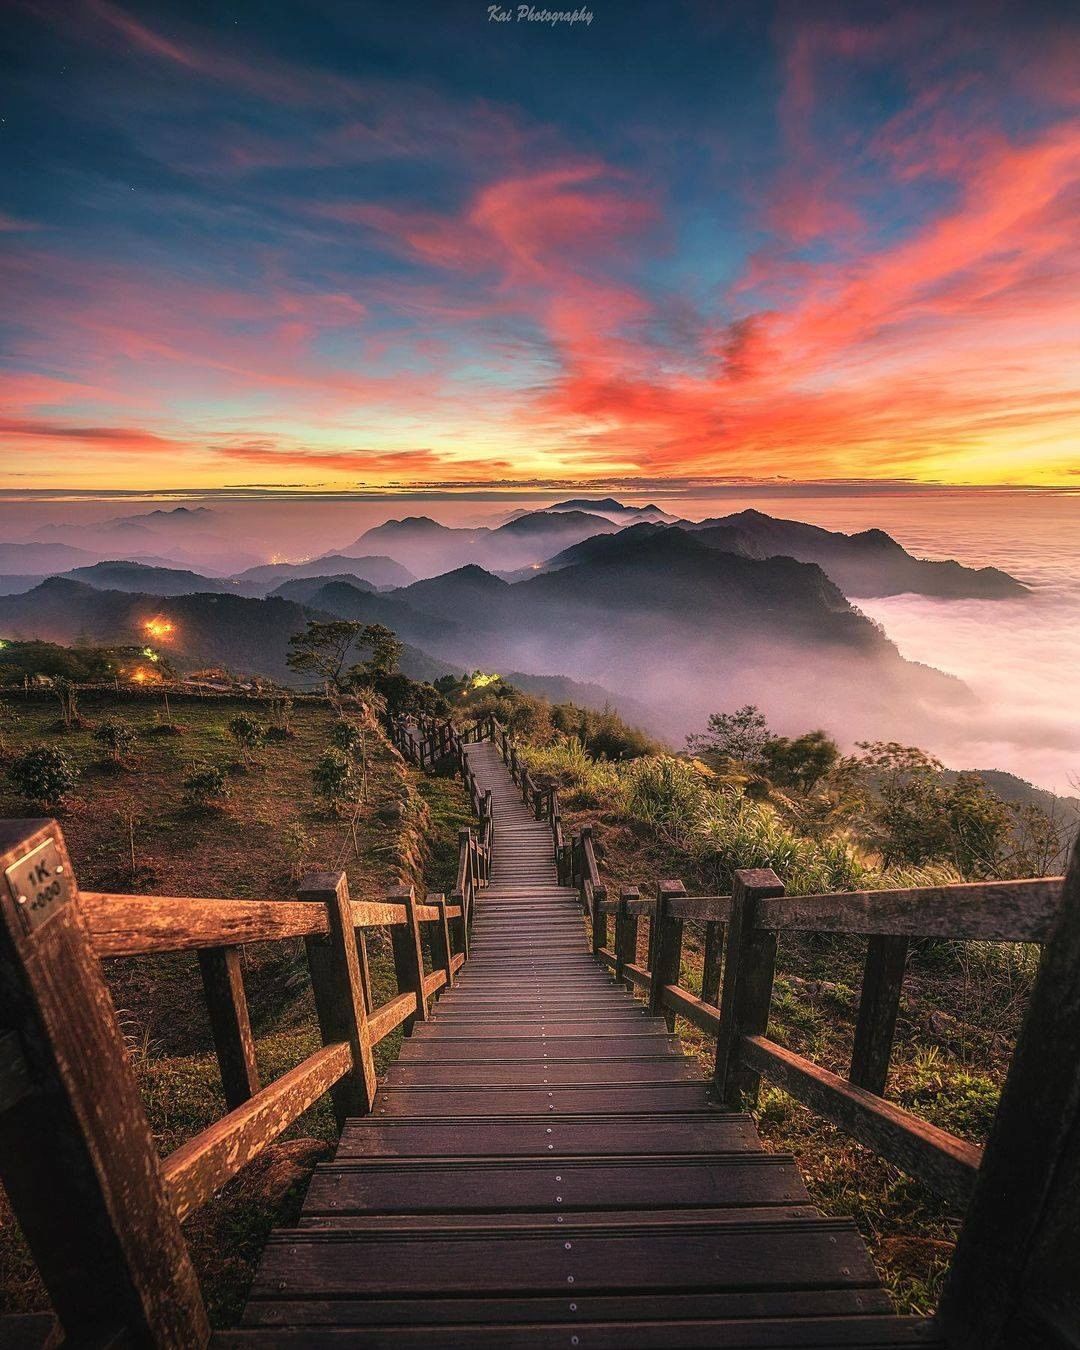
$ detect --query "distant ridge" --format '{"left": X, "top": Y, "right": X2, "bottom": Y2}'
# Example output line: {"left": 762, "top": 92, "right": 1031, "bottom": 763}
{"left": 680, "top": 510, "right": 1028, "bottom": 600}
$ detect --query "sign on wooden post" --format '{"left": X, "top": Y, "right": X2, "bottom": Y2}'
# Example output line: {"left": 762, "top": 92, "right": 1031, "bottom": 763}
{"left": 712, "top": 867, "right": 785, "bottom": 1109}
{"left": 300, "top": 870, "right": 376, "bottom": 1128}
{"left": 0, "top": 819, "right": 208, "bottom": 1347}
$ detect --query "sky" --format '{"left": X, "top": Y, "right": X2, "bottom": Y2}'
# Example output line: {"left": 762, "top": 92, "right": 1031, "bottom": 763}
{"left": 2, "top": 0, "right": 1078, "bottom": 495}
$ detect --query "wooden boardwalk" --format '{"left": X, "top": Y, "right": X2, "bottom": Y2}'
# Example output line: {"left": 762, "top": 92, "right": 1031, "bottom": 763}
{"left": 231, "top": 740, "right": 940, "bottom": 1347}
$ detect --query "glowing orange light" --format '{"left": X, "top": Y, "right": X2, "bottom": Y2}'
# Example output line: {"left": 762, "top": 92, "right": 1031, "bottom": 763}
{"left": 132, "top": 670, "right": 148, "bottom": 683}
{"left": 143, "top": 618, "right": 175, "bottom": 640}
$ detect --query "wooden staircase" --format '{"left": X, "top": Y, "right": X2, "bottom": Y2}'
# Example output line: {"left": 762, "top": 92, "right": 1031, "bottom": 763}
{"left": 232, "top": 739, "right": 939, "bottom": 1347}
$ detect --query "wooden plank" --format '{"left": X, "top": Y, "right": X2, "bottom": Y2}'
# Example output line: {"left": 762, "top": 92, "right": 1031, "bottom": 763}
{"left": 849, "top": 936, "right": 909, "bottom": 1096}
{"left": 301, "top": 871, "right": 376, "bottom": 1127}
{"left": 303, "top": 1153, "right": 808, "bottom": 1213}
{"left": 367, "top": 991, "right": 418, "bottom": 1045}
{"left": 300, "top": 1205, "right": 823, "bottom": 1231}
{"left": 939, "top": 842, "right": 1080, "bottom": 1348}
{"left": 386, "top": 1058, "right": 702, "bottom": 1085}
{"left": 624, "top": 962, "right": 652, "bottom": 990}
{"left": 668, "top": 895, "right": 732, "bottom": 922}
{"left": 661, "top": 982, "right": 722, "bottom": 1035}
{"left": 82, "top": 889, "right": 329, "bottom": 955}
{"left": 239, "top": 1287, "right": 896, "bottom": 1329}
{"left": 375, "top": 1082, "right": 708, "bottom": 1116}
{"left": 163, "top": 1042, "right": 351, "bottom": 1222}
{"left": 741, "top": 1035, "right": 981, "bottom": 1208}
{"left": 754, "top": 877, "right": 1062, "bottom": 941}
{"left": 197, "top": 946, "right": 259, "bottom": 1110}
{"left": 220, "top": 1316, "right": 941, "bottom": 1348}
{"left": 337, "top": 1113, "right": 762, "bottom": 1158}
{"left": 0, "top": 819, "right": 209, "bottom": 1346}
{"left": 713, "top": 869, "right": 785, "bottom": 1109}
{"left": 249, "top": 1218, "right": 879, "bottom": 1295}
{"left": 423, "top": 968, "right": 448, "bottom": 997}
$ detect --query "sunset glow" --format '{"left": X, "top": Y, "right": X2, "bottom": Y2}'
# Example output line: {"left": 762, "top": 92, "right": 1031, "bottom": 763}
{"left": 2, "top": 2, "right": 1078, "bottom": 493}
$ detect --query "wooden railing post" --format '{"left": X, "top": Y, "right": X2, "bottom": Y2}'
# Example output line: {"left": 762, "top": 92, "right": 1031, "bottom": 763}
{"left": 0, "top": 819, "right": 209, "bottom": 1347}
{"left": 712, "top": 868, "right": 785, "bottom": 1109}
{"left": 301, "top": 870, "right": 376, "bottom": 1128}
{"left": 591, "top": 886, "right": 608, "bottom": 956}
{"left": 431, "top": 894, "right": 455, "bottom": 989}
{"left": 701, "top": 919, "right": 723, "bottom": 1006}
{"left": 615, "top": 887, "right": 640, "bottom": 985}
{"left": 937, "top": 847, "right": 1079, "bottom": 1349}
{"left": 388, "top": 884, "right": 430, "bottom": 1033}
{"left": 197, "top": 946, "right": 260, "bottom": 1109}
{"left": 649, "top": 880, "right": 688, "bottom": 1031}
{"left": 849, "top": 935, "right": 909, "bottom": 1096}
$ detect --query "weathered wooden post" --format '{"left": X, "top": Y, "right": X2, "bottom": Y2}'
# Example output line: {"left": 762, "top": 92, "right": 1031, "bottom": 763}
{"left": 700, "top": 918, "right": 724, "bottom": 1006}
{"left": 937, "top": 846, "right": 1080, "bottom": 1348}
{"left": 712, "top": 868, "right": 785, "bottom": 1109}
{"left": 388, "top": 884, "right": 430, "bottom": 1033}
{"left": 430, "top": 894, "right": 455, "bottom": 989}
{"left": 301, "top": 870, "right": 377, "bottom": 1127}
{"left": 591, "top": 886, "right": 608, "bottom": 957}
{"left": 615, "top": 887, "right": 640, "bottom": 986}
{"left": 0, "top": 819, "right": 209, "bottom": 1346}
{"left": 849, "top": 935, "right": 909, "bottom": 1095}
{"left": 648, "top": 880, "right": 688, "bottom": 1031}
{"left": 197, "top": 946, "right": 260, "bottom": 1109}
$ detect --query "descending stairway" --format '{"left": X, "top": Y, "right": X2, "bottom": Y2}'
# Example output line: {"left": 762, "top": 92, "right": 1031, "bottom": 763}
{"left": 236, "top": 739, "right": 940, "bottom": 1347}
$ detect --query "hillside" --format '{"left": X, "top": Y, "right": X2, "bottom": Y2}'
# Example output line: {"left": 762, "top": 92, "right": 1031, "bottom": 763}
{"left": 0, "top": 689, "right": 475, "bottom": 1324}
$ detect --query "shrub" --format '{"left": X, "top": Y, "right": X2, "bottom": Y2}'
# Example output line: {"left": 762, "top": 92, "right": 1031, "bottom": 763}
{"left": 182, "top": 764, "right": 230, "bottom": 811}
{"left": 7, "top": 745, "right": 79, "bottom": 811}
{"left": 227, "top": 714, "right": 266, "bottom": 766}
{"left": 311, "top": 749, "right": 356, "bottom": 812}
{"left": 329, "top": 718, "right": 363, "bottom": 757}
{"left": 520, "top": 739, "right": 620, "bottom": 809}
{"left": 618, "top": 756, "right": 710, "bottom": 844}
{"left": 93, "top": 718, "right": 138, "bottom": 765}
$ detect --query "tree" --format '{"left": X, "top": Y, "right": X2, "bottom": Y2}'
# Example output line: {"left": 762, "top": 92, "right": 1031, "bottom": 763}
{"left": 374, "top": 672, "right": 449, "bottom": 720}
{"left": 8, "top": 746, "right": 79, "bottom": 811}
{"left": 346, "top": 624, "right": 404, "bottom": 687}
{"left": 762, "top": 730, "right": 839, "bottom": 791}
{"left": 286, "top": 620, "right": 364, "bottom": 692}
{"left": 93, "top": 718, "right": 138, "bottom": 766}
{"left": 227, "top": 714, "right": 266, "bottom": 766}
{"left": 686, "top": 706, "right": 773, "bottom": 767}
{"left": 182, "top": 764, "right": 230, "bottom": 811}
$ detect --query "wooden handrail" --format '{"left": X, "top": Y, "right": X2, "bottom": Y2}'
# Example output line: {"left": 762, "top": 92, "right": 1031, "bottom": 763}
{"left": 0, "top": 809, "right": 472, "bottom": 1346}
{"left": 588, "top": 860, "right": 1067, "bottom": 1214}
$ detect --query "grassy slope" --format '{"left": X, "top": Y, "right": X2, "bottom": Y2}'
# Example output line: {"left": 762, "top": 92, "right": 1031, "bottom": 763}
{"left": 0, "top": 692, "right": 473, "bottom": 1325}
